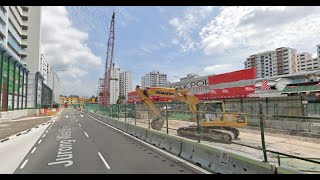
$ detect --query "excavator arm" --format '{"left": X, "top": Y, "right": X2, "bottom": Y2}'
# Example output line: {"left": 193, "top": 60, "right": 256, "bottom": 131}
{"left": 135, "top": 85, "right": 199, "bottom": 130}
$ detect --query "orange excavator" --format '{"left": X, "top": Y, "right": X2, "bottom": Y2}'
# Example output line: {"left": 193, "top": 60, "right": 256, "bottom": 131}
{"left": 135, "top": 85, "right": 248, "bottom": 142}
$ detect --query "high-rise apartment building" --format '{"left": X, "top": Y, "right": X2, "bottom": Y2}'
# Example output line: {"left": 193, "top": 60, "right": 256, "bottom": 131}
{"left": 244, "top": 47, "right": 297, "bottom": 78}
{"left": 296, "top": 52, "right": 319, "bottom": 71}
{"left": 119, "top": 70, "right": 132, "bottom": 101}
{"left": 109, "top": 67, "right": 121, "bottom": 105}
{"left": 97, "top": 77, "right": 104, "bottom": 96}
{"left": 0, "top": 6, "right": 43, "bottom": 111}
{"left": 141, "top": 70, "right": 167, "bottom": 88}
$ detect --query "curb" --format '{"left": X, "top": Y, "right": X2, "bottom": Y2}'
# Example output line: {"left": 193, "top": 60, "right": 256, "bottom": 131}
{"left": 0, "top": 112, "right": 61, "bottom": 144}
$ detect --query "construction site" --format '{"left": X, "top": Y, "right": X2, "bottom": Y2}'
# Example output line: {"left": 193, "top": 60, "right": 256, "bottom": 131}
{"left": 92, "top": 11, "right": 320, "bottom": 174}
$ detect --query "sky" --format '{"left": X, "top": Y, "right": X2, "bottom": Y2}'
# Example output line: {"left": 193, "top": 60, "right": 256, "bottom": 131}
{"left": 40, "top": 6, "right": 320, "bottom": 97}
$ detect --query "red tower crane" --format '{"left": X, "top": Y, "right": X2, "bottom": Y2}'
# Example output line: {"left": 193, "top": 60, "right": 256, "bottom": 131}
{"left": 100, "top": 12, "right": 115, "bottom": 107}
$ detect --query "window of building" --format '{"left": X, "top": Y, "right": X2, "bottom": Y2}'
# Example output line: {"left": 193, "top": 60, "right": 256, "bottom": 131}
{"left": 0, "top": 17, "right": 6, "bottom": 28}
{"left": 0, "top": 6, "right": 6, "bottom": 15}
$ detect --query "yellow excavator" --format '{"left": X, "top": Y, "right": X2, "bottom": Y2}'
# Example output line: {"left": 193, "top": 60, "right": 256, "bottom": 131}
{"left": 135, "top": 85, "right": 248, "bottom": 142}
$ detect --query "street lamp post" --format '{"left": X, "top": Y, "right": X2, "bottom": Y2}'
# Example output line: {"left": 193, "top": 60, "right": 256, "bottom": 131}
{"left": 51, "top": 69, "right": 66, "bottom": 109}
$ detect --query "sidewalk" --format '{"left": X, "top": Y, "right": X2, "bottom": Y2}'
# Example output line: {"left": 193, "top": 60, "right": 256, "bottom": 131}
{"left": 0, "top": 115, "right": 53, "bottom": 140}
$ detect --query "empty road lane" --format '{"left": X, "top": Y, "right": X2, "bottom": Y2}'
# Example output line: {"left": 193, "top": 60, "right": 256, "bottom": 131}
{"left": 14, "top": 108, "right": 208, "bottom": 174}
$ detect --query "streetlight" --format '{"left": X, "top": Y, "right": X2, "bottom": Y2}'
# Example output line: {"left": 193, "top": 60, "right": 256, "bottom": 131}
{"left": 51, "top": 69, "right": 66, "bottom": 109}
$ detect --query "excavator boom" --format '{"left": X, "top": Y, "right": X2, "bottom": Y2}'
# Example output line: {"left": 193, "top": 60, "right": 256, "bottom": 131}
{"left": 135, "top": 85, "right": 199, "bottom": 130}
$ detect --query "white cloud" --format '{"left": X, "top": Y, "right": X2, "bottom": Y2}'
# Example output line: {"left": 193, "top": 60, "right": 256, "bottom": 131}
{"left": 199, "top": 6, "right": 320, "bottom": 56}
{"left": 203, "top": 64, "right": 237, "bottom": 75}
{"left": 169, "top": 6, "right": 215, "bottom": 53}
{"left": 41, "top": 6, "right": 102, "bottom": 96}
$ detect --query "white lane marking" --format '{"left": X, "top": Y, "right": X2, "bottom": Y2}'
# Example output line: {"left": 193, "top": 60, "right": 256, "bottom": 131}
{"left": 87, "top": 114, "right": 211, "bottom": 174}
{"left": 65, "top": 115, "right": 68, "bottom": 118}
{"left": 98, "top": 152, "right": 111, "bottom": 169}
{"left": 46, "top": 130, "right": 48, "bottom": 133}
{"left": 79, "top": 124, "right": 81, "bottom": 127}
{"left": 75, "top": 119, "right": 77, "bottom": 122}
{"left": 42, "top": 134, "right": 46, "bottom": 138}
{"left": 80, "top": 114, "right": 84, "bottom": 117}
{"left": 38, "top": 139, "right": 42, "bottom": 144}
{"left": 84, "top": 132, "right": 89, "bottom": 138}
{"left": 20, "top": 159, "right": 28, "bottom": 169}
{"left": 31, "top": 147, "right": 37, "bottom": 154}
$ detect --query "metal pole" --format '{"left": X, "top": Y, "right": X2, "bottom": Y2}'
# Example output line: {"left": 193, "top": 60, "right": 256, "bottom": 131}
{"left": 259, "top": 102, "right": 268, "bottom": 162}
{"left": 196, "top": 104, "right": 200, "bottom": 143}
{"left": 21, "top": 68, "right": 25, "bottom": 110}
{"left": 117, "top": 104, "right": 119, "bottom": 121}
{"left": 12, "top": 61, "right": 17, "bottom": 111}
{"left": 124, "top": 103, "right": 127, "bottom": 122}
{"left": 166, "top": 104, "right": 168, "bottom": 134}
{"left": 0, "top": 50, "right": 6, "bottom": 110}
{"left": 6, "top": 57, "right": 11, "bottom": 111}
{"left": 25, "top": 71, "right": 28, "bottom": 108}
{"left": 277, "top": 154, "right": 281, "bottom": 166}
{"left": 148, "top": 109, "right": 150, "bottom": 129}
{"left": 134, "top": 109, "right": 136, "bottom": 125}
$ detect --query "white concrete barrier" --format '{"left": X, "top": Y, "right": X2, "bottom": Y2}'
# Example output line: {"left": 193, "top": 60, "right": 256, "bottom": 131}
{"left": 116, "top": 121, "right": 128, "bottom": 132}
{"left": 180, "top": 139, "right": 275, "bottom": 174}
{"left": 131, "top": 125, "right": 147, "bottom": 141}
{"left": 145, "top": 129, "right": 183, "bottom": 156}
{"left": 276, "top": 166, "right": 304, "bottom": 174}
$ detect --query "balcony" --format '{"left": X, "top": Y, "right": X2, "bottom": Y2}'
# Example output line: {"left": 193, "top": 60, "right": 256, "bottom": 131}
{"left": 21, "top": 39, "right": 27, "bottom": 48}
{"left": 20, "top": 48, "right": 27, "bottom": 57}
{"left": 0, "top": 7, "right": 6, "bottom": 23}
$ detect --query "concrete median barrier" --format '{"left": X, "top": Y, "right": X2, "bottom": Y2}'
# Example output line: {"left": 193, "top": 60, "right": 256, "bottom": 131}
{"left": 127, "top": 124, "right": 134, "bottom": 135}
{"left": 180, "top": 139, "right": 275, "bottom": 174}
{"left": 109, "top": 118, "right": 117, "bottom": 127}
{"left": 116, "top": 121, "right": 128, "bottom": 132}
{"left": 276, "top": 166, "right": 304, "bottom": 174}
{"left": 145, "top": 129, "right": 183, "bottom": 156}
{"left": 131, "top": 125, "right": 147, "bottom": 141}
{"left": 145, "top": 130, "right": 161, "bottom": 146}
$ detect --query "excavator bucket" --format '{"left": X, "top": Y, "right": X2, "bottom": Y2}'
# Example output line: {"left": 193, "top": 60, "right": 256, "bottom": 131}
{"left": 150, "top": 116, "right": 165, "bottom": 131}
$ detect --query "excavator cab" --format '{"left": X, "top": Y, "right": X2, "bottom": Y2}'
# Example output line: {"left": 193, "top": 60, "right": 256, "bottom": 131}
{"left": 199, "top": 101, "right": 248, "bottom": 127}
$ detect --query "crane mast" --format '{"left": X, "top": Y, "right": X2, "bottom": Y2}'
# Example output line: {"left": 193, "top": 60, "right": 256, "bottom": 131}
{"left": 101, "top": 12, "right": 115, "bottom": 107}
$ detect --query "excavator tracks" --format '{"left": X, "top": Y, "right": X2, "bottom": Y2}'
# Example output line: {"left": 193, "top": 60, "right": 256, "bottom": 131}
{"left": 177, "top": 126, "right": 240, "bottom": 144}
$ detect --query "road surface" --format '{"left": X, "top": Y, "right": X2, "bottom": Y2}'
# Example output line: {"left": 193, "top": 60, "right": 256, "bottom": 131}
{"left": 13, "top": 108, "right": 208, "bottom": 174}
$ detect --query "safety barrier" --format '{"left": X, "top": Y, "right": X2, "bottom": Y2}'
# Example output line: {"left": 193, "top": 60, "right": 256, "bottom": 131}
{"left": 116, "top": 121, "right": 128, "bottom": 132}
{"left": 179, "top": 139, "right": 275, "bottom": 174}
{"left": 276, "top": 166, "right": 304, "bottom": 174}
{"left": 145, "top": 129, "right": 182, "bottom": 156}
{"left": 127, "top": 124, "right": 147, "bottom": 141}
{"left": 127, "top": 123, "right": 134, "bottom": 135}
{"left": 83, "top": 110, "right": 307, "bottom": 174}
{"left": 108, "top": 118, "right": 117, "bottom": 127}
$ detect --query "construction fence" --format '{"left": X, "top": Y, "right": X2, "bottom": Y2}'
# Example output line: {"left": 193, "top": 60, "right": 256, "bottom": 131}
{"left": 82, "top": 96, "right": 320, "bottom": 173}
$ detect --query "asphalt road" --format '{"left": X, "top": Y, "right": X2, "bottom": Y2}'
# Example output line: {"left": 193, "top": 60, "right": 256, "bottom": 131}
{"left": 14, "top": 108, "right": 207, "bottom": 174}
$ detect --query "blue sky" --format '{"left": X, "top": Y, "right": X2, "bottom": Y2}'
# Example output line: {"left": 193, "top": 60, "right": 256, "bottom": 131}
{"left": 41, "top": 6, "right": 320, "bottom": 97}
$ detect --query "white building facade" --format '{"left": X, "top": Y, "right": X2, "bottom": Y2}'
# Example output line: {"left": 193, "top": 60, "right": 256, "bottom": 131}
{"left": 297, "top": 52, "right": 319, "bottom": 72}
{"left": 119, "top": 70, "right": 132, "bottom": 101}
{"left": 141, "top": 70, "right": 167, "bottom": 88}
{"left": 109, "top": 67, "right": 121, "bottom": 105}
{"left": 244, "top": 47, "right": 297, "bottom": 78}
